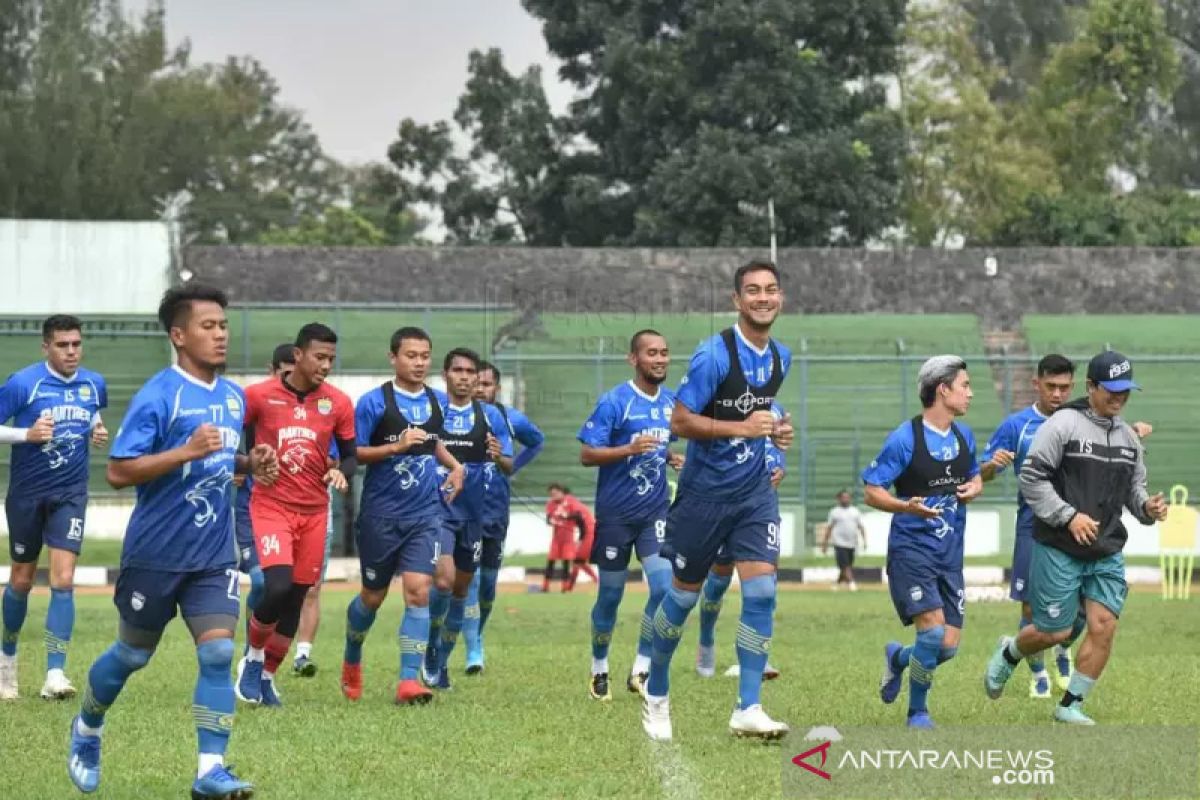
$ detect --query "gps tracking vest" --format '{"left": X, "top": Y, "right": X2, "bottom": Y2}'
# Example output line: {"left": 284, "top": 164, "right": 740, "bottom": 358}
{"left": 440, "top": 399, "right": 492, "bottom": 463}
{"left": 701, "top": 328, "right": 784, "bottom": 420}
{"left": 893, "top": 417, "right": 973, "bottom": 499}
{"left": 372, "top": 383, "right": 443, "bottom": 457}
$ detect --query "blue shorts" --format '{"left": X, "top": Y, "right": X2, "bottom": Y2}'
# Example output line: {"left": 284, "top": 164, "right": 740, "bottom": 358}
{"left": 480, "top": 519, "right": 507, "bottom": 569}
{"left": 5, "top": 491, "right": 88, "bottom": 561}
{"left": 1010, "top": 534, "right": 1034, "bottom": 602}
{"left": 234, "top": 501, "right": 256, "bottom": 573}
{"left": 443, "top": 518, "right": 482, "bottom": 574}
{"left": 886, "top": 550, "right": 965, "bottom": 628}
{"left": 356, "top": 513, "right": 438, "bottom": 589}
{"left": 592, "top": 517, "right": 666, "bottom": 571}
{"left": 659, "top": 487, "right": 780, "bottom": 585}
{"left": 114, "top": 566, "right": 240, "bottom": 632}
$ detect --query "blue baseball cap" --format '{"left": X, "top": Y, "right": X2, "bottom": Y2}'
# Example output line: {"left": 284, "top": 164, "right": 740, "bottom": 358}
{"left": 1087, "top": 351, "right": 1140, "bottom": 392}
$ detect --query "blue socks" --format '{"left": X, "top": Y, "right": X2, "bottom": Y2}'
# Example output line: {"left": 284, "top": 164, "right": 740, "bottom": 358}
{"left": 2, "top": 585, "right": 29, "bottom": 657}
{"left": 1020, "top": 614, "right": 1044, "bottom": 672}
{"left": 646, "top": 585, "right": 699, "bottom": 697}
{"left": 735, "top": 574, "right": 776, "bottom": 710}
{"left": 81, "top": 640, "right": 152, "bottom": 729}
{"left": 344, "top": 595, "right": 377, "bottom": 666}
{"left": 399, "top": 606, "right": 430, "bottom": 680}
{"left": 478, "top": 567, "right": 499, "bottom": 633}
{"left": 437, "top": 596, "right": 466, "bottom": 670}
{"left": 698, "top": 571, "right": 733, "bottom": 649}
{"left": 590, "top": 570, "right": 627, "bottom": 663}
{"left": 639, "top": 557, "right": 672, "bottom": 660}
{"left": 46, "top": 588, "right": 74, "bottom": 671}
{"left": 427, "top": 587, "right": 451, "bottom": 650}
{"left": 462, "top": 573, "right": 482, "bottom": 656}
{"left": 908, "top": 625, "right": 944, "bottom": 715}
{"left": 193, "top": 639, "right": 235, "bottom": 757}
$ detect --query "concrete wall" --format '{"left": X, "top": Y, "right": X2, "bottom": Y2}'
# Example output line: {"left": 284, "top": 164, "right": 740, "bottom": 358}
{"left": 186, "top": 246, "right": 1200, "bottom": 324}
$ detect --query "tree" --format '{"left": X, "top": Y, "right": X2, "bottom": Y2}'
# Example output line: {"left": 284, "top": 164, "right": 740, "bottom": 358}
{"left": 255, "top": 206, "right": 389, "bottom": 247}
{"left": 994, "top": 189, "right": 1200, "bottom": 246}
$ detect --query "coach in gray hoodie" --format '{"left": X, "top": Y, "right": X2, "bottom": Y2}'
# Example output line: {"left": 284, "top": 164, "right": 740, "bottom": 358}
{"left": 983, "top": 351, "right": 1168, "bottom": 725}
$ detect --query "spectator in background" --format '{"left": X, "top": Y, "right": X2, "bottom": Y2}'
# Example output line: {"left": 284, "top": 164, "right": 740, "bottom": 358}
{"left": 820, "top": 489, "right": 867, "bottom": 591}
{"left": 544, "top": 484, "right": 587, "bottom": 593}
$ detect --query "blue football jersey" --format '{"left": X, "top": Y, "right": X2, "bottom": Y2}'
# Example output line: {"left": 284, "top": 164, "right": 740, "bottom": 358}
{"left": 674, "top": 329, "right": 792, "bottom": 500}
{"left": 111, "top": 366, "right": 244, "bottom": 571}
{"left": 578, "top": 381, "right": 676, "bottom": 523}
{"left": 0, "top": 363, "right": 107, "bottom": 497}
{"left": 862, "top": 420, "right": 979, "bottom": 564}
{"left": 357, "top": 384, "right": 447, "bottom": 519}
{"left": 982, "top": 404, "right": 1048, "bottom": 534}
{"left": 438, "top": 400, "right": 513, "bottom": 522}
{"left": 481, "top": 405, "right": 544, "bottom": 522}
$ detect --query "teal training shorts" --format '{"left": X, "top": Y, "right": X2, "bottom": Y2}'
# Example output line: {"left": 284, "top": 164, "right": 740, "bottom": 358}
{"left": 1029, "top": 539, "right": 1127, "bottom": 632}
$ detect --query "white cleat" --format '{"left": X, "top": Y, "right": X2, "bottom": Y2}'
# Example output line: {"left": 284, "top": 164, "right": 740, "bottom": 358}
{"left": 729, "top": 704, "right": 790, "bottom": 740}
{"left": 696, "top": 645, "right": 716, "bottom": 678}
{"left": 642, "top": 694, "right": 673, "bottom": 741}
{"left": 40, "top": 668, "right": 76, "bottom": 700}
{"left": 0, "top": 653, "right": 17, "bottom": 700}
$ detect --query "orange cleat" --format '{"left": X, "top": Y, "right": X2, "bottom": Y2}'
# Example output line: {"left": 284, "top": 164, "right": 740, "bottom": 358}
{"left": 341, "top": 662, "right": 363, "bottom": 701}
{"left": 395, "top": 678, "right": 433, "bottom": 706}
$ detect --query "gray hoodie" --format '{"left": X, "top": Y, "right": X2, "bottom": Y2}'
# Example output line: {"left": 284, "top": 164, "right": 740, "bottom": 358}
{"left": 1019, "top": 398, "right": 1153, "bottom": 561}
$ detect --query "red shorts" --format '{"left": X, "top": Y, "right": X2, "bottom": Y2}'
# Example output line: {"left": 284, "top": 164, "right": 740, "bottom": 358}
{"left": 250, "top": 496, "right": 329, "bottom": 585}
{"left": 549, "top": 531, "right": 576, "bottom": 561}
{"left": 575, "top": 535, "right": 594, "bottom": 563}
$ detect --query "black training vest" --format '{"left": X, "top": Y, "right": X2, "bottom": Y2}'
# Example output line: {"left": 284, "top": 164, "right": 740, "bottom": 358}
{"left": 893, "top": 417, "right": 973, "bottom": 498}
{"left": 369, "top": 383, "right": 443, "bottom": 457}
{"left": 701, "top": 328, "right": 784, "bottom": 420}
{"left": 440, "top": 399, "right": 491, "bottom": 463}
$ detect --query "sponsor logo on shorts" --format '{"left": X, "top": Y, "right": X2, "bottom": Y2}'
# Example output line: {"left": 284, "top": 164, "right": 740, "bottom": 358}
{"left": 131, "top": 592, "right": 145, "bottom": 611}
{"left": 605, "top": 546, "right": 618, "bottom": 560}
{"left": 674, "top": 554, "right": 687, "bottom": 570}
{"left": 909, "top": 586, "right": 924, "bottom": 602}
{"left": 13, "top": 543, "right": 25, "bottom": 555}
{"left": 1014, "top": 579, "right": 1025, "bottom": 592}
{"left": 317, "top": 398, "right": 333, "bottom": 415}
{"left": 364, "top": 568, "right": 376, "bottom": 582}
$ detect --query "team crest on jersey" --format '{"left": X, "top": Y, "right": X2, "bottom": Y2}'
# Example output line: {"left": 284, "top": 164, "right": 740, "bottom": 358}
{"left": 651, "top": 407, "right": 659, "bottom": 419}
{"left": 79, "top": 385, "right": 92, "bottom": 400}
{"left": 226, "top": 397, "right": 242, "bottom": 419}
{"left": 317, "top": 398, "right": 333, "bottom": 415}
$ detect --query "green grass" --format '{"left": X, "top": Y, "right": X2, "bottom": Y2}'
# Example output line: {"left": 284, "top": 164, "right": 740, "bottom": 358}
{"left": 0, "top": 587, "right": 1196, "bottom": 798}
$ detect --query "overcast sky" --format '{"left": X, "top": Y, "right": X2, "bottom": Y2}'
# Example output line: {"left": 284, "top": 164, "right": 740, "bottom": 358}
{"left": 147, "top": 0, "right": 575, "bottom": 164}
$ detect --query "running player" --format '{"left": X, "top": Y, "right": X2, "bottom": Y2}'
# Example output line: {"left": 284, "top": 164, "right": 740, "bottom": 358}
{"left": 236, "top": 323, "right": 356, "bottom": 706}
{"left": 67, "top": 283, "right": 276, "bottom": 798}
{"left": 463, "top": 360, "right": 544, "bottom": 674}
{"left": 341, "top": 327, "right": 464, "bottom": 704}
{"left": 422, "top": 347, "right": 512, "bottom": 690}
{"left": 642, "top": 259, "right": 793, "bottom": 742}
{"left": 542, "top": 486, "right": 590, "bottom": 593}
{"left": 869, "top": 355, "right": 982, "bottom": 730}
{"left": 981, "top": 354, "right": 1151, "bottom": 698}
{"left": 580, "top": 329, "right": 676, "bottom": 701}
{"left": 695, "top": 401, "right": 786, "bottom": 681}
{"left": 1, "top": 315, "right": 108, "bottom": 700}
{"left": 985, "top": 351, "right": 1168, "bottom": 725}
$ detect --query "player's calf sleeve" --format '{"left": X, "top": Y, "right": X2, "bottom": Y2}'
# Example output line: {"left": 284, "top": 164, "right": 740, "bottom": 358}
{"left": 590, "top": 570, "right": 627, "bottom": 662}
{"left": 698, "top": 570, "right": 733, "bottom": 649}
{"left": 81, "top": 640, "right": 153, "bottom": 728}
{"left": 46, "top": 587, "right": 74, "bottom": 671}
{"left": 478, "top": 568, "right": 499, "bottom": 631}
{"left": 639, "top": 557, "right": 672, "bottom": 659}
{"left": 937, "top": 646, "right": 958, "bottom": 665}
{"left": 462, "top": 572, "right": 482, "bottom": 653}
{"left": 437, "top": 597, "right": 467, "bottom": 669}
{"left": 908, "top": 625, "right": 944, "bottom": 715}
{"left": 399, "top": 605, "right": 430, "bottom": 680}
{"left": 646, "top": 585, "right": 700, "bottom": 697}
{"left": 735, "top": 574, "right": 777, "bottom": 710}
{"left": 1, "top": 584, "right": 29, "bottom": 657}
{"left": 193, "top": 638, "right": 235, "bottom": 758}
{"left": 1020, "top": 614, "right": 1045, "bottom": 672}
{"left": 344, "top": 595, "right": 377, "bottom": 666}
{"left": 427, "top": 586, "right": 451, "bottom": 647}
{"left": 264, "top": 632, "right": 292, "bottom": 676}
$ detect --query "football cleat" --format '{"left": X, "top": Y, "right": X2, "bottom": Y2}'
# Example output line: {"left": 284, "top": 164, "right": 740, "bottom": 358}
{"left": 729, "top": 704, "right": 790, "bottom": 740}
{"left": 642, "top": 694, "right": 672, "bottom": 741}
{"left": 190, "top": 763, "right": 253, "bottom": 799}
{"left": 67, "top": 716, "right": 102, "bottom": 793}
{"left": 396, "top": 679, "right": 434, "bottom": 706}
{"left": 880, "top": 642, "right": 905, "bottom": 704}
{"left": 234, "top": 657, "right": 262, "bottom": 705}
{"left": 696, "top": 646, "right": 716, "bottom": 678}
{"left": 292, "top": 654, "right": 317, "bottom": 678}
{"left": 340, "top": 662, "right": 363, "bottom": 701}
{"left": 589, "top": 672, "right": 612, "bottom": 701}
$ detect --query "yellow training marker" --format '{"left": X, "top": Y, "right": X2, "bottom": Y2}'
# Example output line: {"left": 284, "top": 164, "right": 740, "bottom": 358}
{"left": 1160, "top": 485, "right": 1197, "bottom": 600}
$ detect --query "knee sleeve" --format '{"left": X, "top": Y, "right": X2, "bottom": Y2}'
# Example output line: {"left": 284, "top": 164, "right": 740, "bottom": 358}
{"left": 740, "top": 573, "right": 777, "bottom": 613}
{"left": 914, "top": 625, "right": 945, "bottom": 668}
{"left": 196, "top": 637, "right": 234, "bottom": 674}
{"left": 666, "top": 585, "right": 700, "bottom": 612}
{"left": 113, "top": 639, "right": 154, "bottom": 671}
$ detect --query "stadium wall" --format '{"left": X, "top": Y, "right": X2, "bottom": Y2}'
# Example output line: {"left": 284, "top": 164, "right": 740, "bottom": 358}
{"left": 186, "top": 246, "right": 1200, "bottom": 324}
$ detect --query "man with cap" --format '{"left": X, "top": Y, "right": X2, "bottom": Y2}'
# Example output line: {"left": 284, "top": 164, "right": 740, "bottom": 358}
{"left": 864, "top": 355, "right": 983, "bottom": 729}
{"left": 984, "top": 351, "right": 1168, "bottom": 725}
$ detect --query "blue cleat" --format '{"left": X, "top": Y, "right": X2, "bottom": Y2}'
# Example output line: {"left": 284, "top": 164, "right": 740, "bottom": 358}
{"left": 984, "top": 637, "right": 1016, "bottom": 700}
{"left": 1054, "top": 646, "right": 1073, "bottom": 692}
{"left": 191, "top": 763, "right": 253, "bottom": 799}
{"left": 234, "top": 657, "right": 262, "bottom": 704}
{"left": 435, "top": 666, "right": 452, "bottom": 691}
{"left": 259, "top": 675, "right": 282, "bottom": 707}
{"left": 880, "top": 642, "right": 905, "bottom": 704}
{"left": 465, "top": 647, "right": 484, "bottom": 676}
{"left": 1053, "top": 703, "right": 1095, "bottom": 726}
{"left": 67, "top": 716, "right": 101, "bottom": 793}
{"left": 423, "top": 641, "right": 440, "bottom": 680}
{"left": 906, "top": 711, "right": 935, "bottom": 730}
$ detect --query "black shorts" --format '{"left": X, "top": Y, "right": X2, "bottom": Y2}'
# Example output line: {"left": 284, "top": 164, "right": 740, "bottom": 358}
{"left": 834, "top": 546, "right": 856, "bottom": 570}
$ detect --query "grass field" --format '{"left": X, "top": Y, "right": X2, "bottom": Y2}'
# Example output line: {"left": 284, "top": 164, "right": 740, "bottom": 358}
{"left": 0, "top": 587, "right": 1196, "bottom": 799}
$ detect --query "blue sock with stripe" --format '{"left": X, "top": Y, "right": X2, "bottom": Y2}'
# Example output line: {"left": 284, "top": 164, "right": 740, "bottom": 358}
{"left": 908, "top": 625, "right": 944, "bottom": 716}
{"left": 193, "top": 638, "right": 235, "bottom": 759}
{"left": 2, "top": 585, "right": 29, "bottom": 657}
{"left": 343, "top": 595, "right": 376, "bottom": 666}
{"left": 698, "top": 571, "right": 733, "bottom": 648}
{"left": 437, "top": 597, "right": 466, "bottom": 671}
{"left": 638, "top": 557, "right": 672, "bottom": 660}
{"left": 590, "top": 570, "right": 626, "bottom": 664}
{"left": 46, "top": 588, "right": 74, "bottom": 671}
{"left": 478, "top": 568, "right": 500, "bottom": 633}
{"left": 735, "top": 574, "right": 776, "bottom": 710}
{"left": 647, "top": 585, "right": 699, "bottom": 697}
{"left": 399, "top": 605, "right": 430, "bottom": 680}
{"left": 427, "top": 587, "right": 451, "bottom": 652}
{"left": 462, "top": 572, "right": 482, "bottom": 656}
{"left": 81, "top": 640, "right": 152, "bottom": 729}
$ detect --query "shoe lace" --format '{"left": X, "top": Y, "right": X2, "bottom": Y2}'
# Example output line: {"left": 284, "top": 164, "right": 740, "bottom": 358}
{"left": 77, "top": 736, "right": 101, "bottom": 767}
